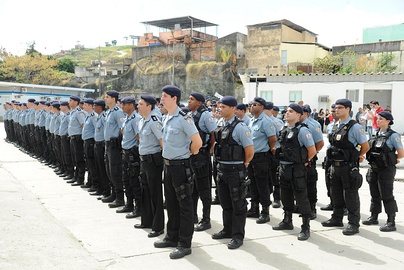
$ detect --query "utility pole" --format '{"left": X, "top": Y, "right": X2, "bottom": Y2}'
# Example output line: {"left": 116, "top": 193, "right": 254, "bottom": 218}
{"left": 172, "top": 43, "right": 175, "bottom": 85}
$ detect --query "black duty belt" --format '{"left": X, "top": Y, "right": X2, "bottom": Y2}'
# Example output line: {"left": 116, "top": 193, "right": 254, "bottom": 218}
{"left": 253, "top": 152, "right": 268, "bottom": 159}
{"left": 332, "top": 161, "right": 349, "bottom": 167}
{"left": 218, "top": 163, "right": 244, "bottom": 170}
{"left": 84, "top": 138, "right": 95, "bottom": 143}
{"left": 95, "top": 141, "right": 104, "bottom": 146}
{"left": 69, "top": 135, "right": 81, "bottom": 140}
{"left": 164, "top": 158, "right": 189, "bottom": 166}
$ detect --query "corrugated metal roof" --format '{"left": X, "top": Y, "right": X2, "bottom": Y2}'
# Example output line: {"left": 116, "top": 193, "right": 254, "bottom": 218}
{"left": 141, "top": 16, "right": 218, "bottom": 30}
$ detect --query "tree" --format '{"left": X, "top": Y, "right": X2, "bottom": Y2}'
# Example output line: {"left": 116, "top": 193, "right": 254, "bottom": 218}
{"left": 313, "top": 54, "right": 341, "bottom": 73}
{"left": 111, "top": 40, "right": 117, "bottom": 46}
{"left": 25, "top": 41, "right": 40, "bottom": 56}
{"left": 57, "top": 58, "right": 77, "bottom": 73}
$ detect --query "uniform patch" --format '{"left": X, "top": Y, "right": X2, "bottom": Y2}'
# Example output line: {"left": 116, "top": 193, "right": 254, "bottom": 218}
{"left": 187, "top": 118, "right": 193, "bottom": 125}
{"left": 271, "top": 125, "right": 275, "bottom": 131}
{"left": 246, "top": 131, "right": 251, "bottom": 138}
{"left": 208, "top": 117, "right": 214, "bottom": 123}
{"left": 79, "top": 112, "right": 85, "bottom": 118}
{"left": 395, "top": 137, "right": 401, "bottom": 143}
{"left": 359, "top": 128, "right": 365, "bottom": 134}
{"left": 306, "top": 133, "right": 312, "bottom": 140}
{"left": 156, "top": 124, "right": 162, "bottom": 131}
{"left": 316, "top": 127, "right": 321, "bottom": 133}
{"left": 119, "top": 117, "right": 126, "bottom": 123}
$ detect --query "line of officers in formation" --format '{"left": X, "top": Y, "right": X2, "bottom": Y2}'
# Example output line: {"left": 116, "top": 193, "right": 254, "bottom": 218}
{"left": 3, "top": 85, "right": 403, "bottom": 260}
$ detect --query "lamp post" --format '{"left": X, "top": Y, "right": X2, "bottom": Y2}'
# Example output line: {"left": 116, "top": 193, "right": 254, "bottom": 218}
{"left": 171, "top": 43, "right": 175, "bottom": 85}
{"left": 255, "top": 77, "right": 259, "bottom": 97}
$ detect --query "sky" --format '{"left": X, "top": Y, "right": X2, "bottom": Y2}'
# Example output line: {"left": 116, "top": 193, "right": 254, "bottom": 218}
{"left": 1, "top": 0, "right": 403, "bottom": 56}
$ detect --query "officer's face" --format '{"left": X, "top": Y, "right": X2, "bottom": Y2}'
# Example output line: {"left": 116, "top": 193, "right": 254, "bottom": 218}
{"left": 122, "top": 103, "right": 134, "bottom": 115}
{"left": 235, "top": 109, "right": 244, "bottom": 118}
{"left": 161, "top": 92, "right": 176, "bottom": 109}
{"left": 251, "top": 102, "right": 263, "bottom": 115}
{"left": 219, "top": 104, "right": 235, "bottom": 120}
{"left": 83, "top": 103, "right": 93, "bottom": 114}
{"left": 334, "top": 105, "right": 349, "bottom": 118}
{"left": 104, "top": 95, "right": 115, "bottom": 107}
{"left": 137, "top": 99, "right": 150, "bottom": 117}
{"left": 376, "top": 115, "right": 389, "bottom": 128}
{"left": 187, "top": 96, "right": 201, "bottom": 111}
{"left": 284, "top": 108, "right": 299, "bottom": 123}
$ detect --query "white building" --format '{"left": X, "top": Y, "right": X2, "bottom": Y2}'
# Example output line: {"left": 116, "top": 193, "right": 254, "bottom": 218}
{"left": 0, "top": 81, "right": 95, "bottom": 120}
{"left": 242, "top": 72, "right": 404, "bottom": 133}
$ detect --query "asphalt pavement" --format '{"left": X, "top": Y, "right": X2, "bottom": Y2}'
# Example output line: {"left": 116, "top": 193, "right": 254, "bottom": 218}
{"left": 1, "top": 122, "right": 404, "bottom": 270}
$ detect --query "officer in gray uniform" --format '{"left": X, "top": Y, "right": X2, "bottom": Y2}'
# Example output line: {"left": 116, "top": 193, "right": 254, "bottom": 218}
{"left": 103, "top": 90, "right": 126, "bottom": 206}
{"left": 93, "top": 100, "right": 111, "bottom": 198}
{"left": 134, "top": 95, "right": 165, "bottom": 237}
{"left": 82, "top": 98, "right": 99, "bottom": 191}
{"left": 43, "top": 102, "right": 53, "bottom": 165}
{"left": 153, "top": 85, "right": 202, "bottom": 260}
{"left": 322, "top": 98, "right": 369, "bottom": 235}
{"left": 59, "top": 101, "right": 75, "bottom": 180}
{"left": 301, "top": 105, "right": 324, "bottom": 219}
{"left": 211, "top": 96, "right": 254, "bottom": 250}
{"left": 68, "top": 95, "right": 87, "bottom": 186}
{"left": 26, "top": 98, "right": 36, "bottom": 155}
{"left": 187, "top": 92, "right": 217, "bottom": 231}
{"left": 116, "top": 97, "right": 142, "bottom": 212}
{"left": 273, "top": 104, "right": 316, "bottom": 241}
{"left": 235, "top": 103, "right": 251, "bottom": 126}
{"left": 52, "top": 102, "right": 64, "bottom": 176}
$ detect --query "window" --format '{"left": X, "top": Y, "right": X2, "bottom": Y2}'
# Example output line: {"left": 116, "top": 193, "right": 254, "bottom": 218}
{"left": 346, "top": 89, "right": 359, "bottom": 102}
{"left": 260, "top": 91, "right": 273, "bottom": 101}
{"left": 289, "top": 91, "right": 302, "bottom": 103}
{"left": 281, "top": 50, "right": 287, "bottom": 66}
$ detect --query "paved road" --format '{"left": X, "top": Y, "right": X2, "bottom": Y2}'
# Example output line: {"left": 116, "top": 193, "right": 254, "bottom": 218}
{"left": 1, "top": 122, "right": 404, "bottom": 270}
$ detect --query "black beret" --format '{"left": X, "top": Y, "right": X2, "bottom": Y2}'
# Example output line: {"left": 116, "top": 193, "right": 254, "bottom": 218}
{"left": 45, "top": 101, "right": 51, "bottom": 106}
{"left": 378, "top": 111, "right": 394, "bottom": 121}
{"left": 106, "top": 90, "right": 119, "bottom": 98}
{"left": 60, "top": 101, "right": 68, "bottom": 106}
{"left": 28, "top": 98, "right": 36, "bottom": 103}
{"left": 21, "top": 103, "right": 27, "bottom": 106}
{"left": 331, "top": 104, "right": 336, "bottom": 109}
{"left": 141, "top": 94, "right": 157, "bottom": 105}
{"left": 79, "top": 100, "right": 84, "bottom": 104}
{"left": 273, "top": 106, "right": 280, "bottom": 112}
{"left": 6, "top": 102, "right": 11, "bottom": 105}
{"left": 94, "top": 100, "right": 105, "bottom": 106}
{"left": 288, "top": 103, "right": 303, "bottom": 114}
{"left": 190, "top": 92, "right": 205, "bottom": 103}
{"left": 265, "top": 102, "right": 274, "bottom": 110}
{"left": 34, "top": 101, "right": 39, "bottom": 105}
{"left": 220, "top": 96, "right": 237, "bottom": 107}
{"left": 120, "top": 97, "right": 136, "bottom": 104}
{"left": 69, "top": 95, "right": 80, "bottom": 102}
{"left": 39, "top": 100, "right": 46, "bottom": 105}
{"left": 302, "top": 104, "right": 311, "bottom": 114}
{"left": 51, "top": 101, "right": 60, "bottom": 108}
{"left": 254, "top": 97, "right": 266, "bottom": 107}
{"left": 118, "top": 98, "right": 122, "bottom": 102}
{"left": 236, "top": 103, "right": 247, "bottom": 111}
{"left": 371, "top": 100, "right": 379, "bottom": 105}
{"left": 83, "top": 98, "right": 94, "bottom": 105}
{"left": 162, "top": 85, "right": 181, "bottom": 98}
{"left": 335, "top": 98, "right": 352, "bottom": 108}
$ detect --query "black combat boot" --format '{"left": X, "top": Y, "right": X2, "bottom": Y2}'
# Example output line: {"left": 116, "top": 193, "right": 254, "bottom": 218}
{"left": 256, "top": 206, "right": 270, "bottom": 224}
{"left": 273, "top": 211, "right": 294, "bottom": 230}
{"left": 310, "top": 203, "right": 317, "bottom": 220}
{"left": 380, "top": 213, "right": 396, "bottom": 232}
{"left": 362, "top": 213, "right": 379, "bottom": 225}
{"left": 247, "top": 202, "right": 259, "bottom": 218}
{"left": 195, "top": 207, "right": 211, "bottom": 231}
{"left": 298, "top": 216, "right": 310, "bottom": 240}
{"left": 131, "top": 199, "right": 141, "bottom": 217}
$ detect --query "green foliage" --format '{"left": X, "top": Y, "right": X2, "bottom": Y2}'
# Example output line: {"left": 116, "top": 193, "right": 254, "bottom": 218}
{"left": 288, "top": 69, "right": 304, "bottom": 75}
{"left": 378, "top": 53, "right": 397, "bottom": 72}
{"left": 314, "top": 54, "right": 341, "bottom": 73}
{"left": 217, "top": 47, "right": 233, "bottom": 63}
{"left": 25, "top": 41, "right": 40, "bottom": 56}
{"left": 56, "top": 58, "right": 77, "bottom": 73}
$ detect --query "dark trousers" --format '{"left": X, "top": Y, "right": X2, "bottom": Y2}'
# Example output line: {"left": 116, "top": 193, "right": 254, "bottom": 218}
{"left": 190, "top": 150, "right": 212, "bottom": 222}
{"left": 163, "top": 160, "right": 194, "bottom": 248}
{"left": 84, "top": 139, "right": 99, "bottom": 188}
{"left": 306, "top": 160, "right": 318, "bottom": 205}
{"left": 122, "top": 147, "right": 141, "bottom": 205}
{"left": 247, "top": 154, "right": 271, "bottom": 207}
{"left": 70, "top": 136, "right": 86, "bottom": 183}
{"left": 140, "top": 153, "right": 164, "bottom": 231}
{"left": 61, "top": 136, "right": 74, "bottom": 176}
{"left": 330, "top": 165, "right": 361, "bottom": 226}
{"left": 94, "top": 141, "right": 110, "bottom": 196}
{"left": 366, "top": 166, "right": 398, "bottom": 214}
{"left": 105, "top": 142, "right": 123, "bottom": 200}
{"left": 217, "top": 163, "right": 248, "bottom": 240}
{"left": 279, "top": 163, "right": 311, "bottom": 216}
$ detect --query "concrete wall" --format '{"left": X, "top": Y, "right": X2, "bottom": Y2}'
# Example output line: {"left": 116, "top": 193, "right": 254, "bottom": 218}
{"left": 132, "top": 44, "right": 187, "bottom": 62}
{"left": 281, "top": 25, "right": 316, "bottom": 43}
{"left": 280, "top": 43, "right": 330, "bottom": 64}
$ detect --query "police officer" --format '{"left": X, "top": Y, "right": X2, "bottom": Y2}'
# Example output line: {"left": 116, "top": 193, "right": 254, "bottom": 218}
{"left": 93, "top": 100, "right": 111, "bottom": 198}
{"left": 103, "top": 90, "right": 126, "bottom": 207}
{"left": 37, "top": 101, "right": 47, "bottom": 161}
{"left": 211, "top": 96, "right": 254, "bottom": 249}
{"left": 301, "top": 105, "right": 324, "bottom": 219}
{"left": 235, "top": 103, "right": 251, "bottom": 126}
{"left": 363, "top": 111, "right": 404, "bottom": 232}
{"left": 135, "top": 94, "right": 165, "bottom": 237}
{"left": 82, "top": 98, "right": 99, "bottom": 191}
{"left": 43, "top": 101, "right": 53, "bottom": 165}
{"left": 246, "top": 97, "right": 276, "bottom": 224}
{"left": 59, "top": 101, "right": 75, "bottom": 180}
{"left": 68, "top": 95, "right": 87, "bottom": 186}
{"left": 117, "top": 97, "right": 142, "bottom": 213}
{"left": 187, "top": 92, "right": 217, "bottom": 231}
{"left": 26, "top": 98, "right": 36, "bottom": 155}
{"left": 52, "top": 102, "right": 64, "bottom": 176}
{"left": 153, "top": 85, "right": 202, "bottom": 260}
{"left": 321, "top": 98, "right": 369, "bottom": 235}
{"left": 272, "top": 104, "right": 316, "bottom": 241}
{"left": 321, "top": 104, "right": 337, "bottom": 211}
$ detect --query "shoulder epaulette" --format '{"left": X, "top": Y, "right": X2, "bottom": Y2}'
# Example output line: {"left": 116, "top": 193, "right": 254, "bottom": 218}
{"left": 77, "top": 107, "right": 82, "bottom": 111}
{"left": 179, "top": 109, "right": 187, "bottom": 116}
{"left": 114, "top": 106, "right": 119, "bottom": 111}
{"left": 151, "top": 115, "right": 158, "bottom": 121}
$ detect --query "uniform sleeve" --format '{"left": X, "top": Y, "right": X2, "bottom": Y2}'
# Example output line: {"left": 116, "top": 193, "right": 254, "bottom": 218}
{"left": 201, "top": 111, "right": 217, "bottom": 133}
{"left": 350, "top": 123, "right": 368, "bottom": 144}
{"left": 391, "top": 133, "right": 403, "bottom": 149}
{"left": 310, "top": 121, "right": 324, "bottom": 143}
{"left": 150, "top": 119, "right": 163, "bottom": 140}
{"left": 181, "top": 116, "right": 199, "bottom": 138}
{"left": 298, "top": 127, "right": 315, "bottom": 148}
{"left": 116, "top": 110, "right": 126, "bottom": 129}
{"left": 263, "top": 117, "right": 276, "bottom": 137}
{"left": 77, "top": 111, "right": 87, "bottom": 125}
{"left": 236, "top": 123, "right": 254, "bottom": 147}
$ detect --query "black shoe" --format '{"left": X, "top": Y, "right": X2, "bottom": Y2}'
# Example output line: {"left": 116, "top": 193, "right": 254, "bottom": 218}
{"left": 116, "top": 205, "right": 134, "bottom": 213}
{"left": 380, "top": 222, "right": 396, "bottom": 232}
{"left": 194, "top": 220, "right": 211, "bottom": 231}
{"left": 343, "top": 224, "right": 359, "bottom": 235}
{"left": 272, "top": 221, "right": 294, "bottom": 230}
{"left": 169, "top": 247, "right": 191, "bottom": 259}
{"left": 272, "top": 200, "right": 281, "bottom": 208}
{"left": 63, "top": 176, "right": 74, "bottom": 181}
{"left": 310, "top": 210, "right": 317, "bottom": 220}
{"left": 212, "top": 230, "right": 232, "bottom": 239}
{"left": 256, "top": 214, "right": 270, "bottom": 224}
{"left": 101, "top": 195, "right": 116, "bottom": 203}
{"left": 87, "top": 187, "right": 98, "bottom": 193}
{"left": 362, "top": 216, "right": 379, "bottom": 225}
{"left": 321, "top": 218, "right": 344, "bottom": 227}
{"left": 134, "top": 224, "right": 151, "bottom": 229}
{"left": 71, "top": 182, "right": 84, "bottom": 186}
{"left": 154, "top": 239, "right": 178, "bottom": 248}
{"left": 320, "top": 203, "right": 333, "bottom": 211}
{"left": 227, "top": 238, "right": 243, "bottom": 249}
{"left": 148, "top": 230, "right": 164, "bottom": 238}
{"left": 126, "top": 211, "right": 141, "bottom": 219}
{"left": 108, "top": 200, "right": 125, "bottom": 208}
{"left": 66, "top": 179, "right": 76, "bottom": 184}
{"left": 90, "top": 191, "right": 102, "bottom": 196}
{"left": 97, "top": 195, "right": 108, "bottom": 201}
{"left": 59, "top": 173, "right": 69, "bottom": 178}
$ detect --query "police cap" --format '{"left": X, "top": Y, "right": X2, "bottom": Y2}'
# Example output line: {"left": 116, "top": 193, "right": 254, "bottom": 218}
{"left": 120, "top": 97, "right": 136, "bottom": 104}
{"left": 254, "top": 97, "right": 266, "bottom": 107}
{"left": 51, "top": 101, "right": 60, "bottom": 108}
{"left": 84, "top": 98, "right": 94, "bottom": 105}
{"left": 106, "top": 90, "right": 119, "bottom": 98}
{"left": 236, "top": 103, "right": 247, "bottom": 111}
{"left": 69, "top": 95, "right": 80, "bottom": 102}
{"left": 265, "top": 102, "right": 274, "bottom": 110}
{"left": 190, "top": 92, "right": 205, "bottom": 103}
{"left": 220, "top": 96, "right": 237, "bottom": 107}
{"left": 94, "top": 100, "right": 105, "bottom": 107}
{"left": 378, "top": 111, "right": 394, "bottom": 121}
{"left": 273, "top": 106, "right": 280, "bottom": 112}
{"left": 39, "top": 100, "right": 46, "bottom": 105}
{"left": 140, "top": 94, "right": 157, "bottom": 105}
{"left": 60, "top": 101, "right": 68, "bottom": 106}
{"left": 45, "top": 101, "right": 51, "bottom": 106}
{"left": 302, "top": 104, "right": 311, "bottom": 114}
{"left": 288, "top": 103, "right": 303, "bottom": 114}
{"left": 34, "top": 101, "right": 39, "bottom": 105}
{"left": 27, "top": 98, "right": 36, "bottom": 103}
{"left": 335, "top": 98, "right": 352, "bottom": 109}
{"left": 162, "top": 85, "right": 181, "bottom": 99}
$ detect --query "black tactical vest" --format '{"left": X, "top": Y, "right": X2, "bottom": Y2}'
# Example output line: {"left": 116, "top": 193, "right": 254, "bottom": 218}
{"left": 277, "top": 122, "right": 308, "bottom": 164}
{"left": 214, "top": 118, "right": 244, "bottom": 162}
{"left": 327, "top": 119, "right": 359, "bottom": 162}
{"left": 193, "top": 105, "right": 209, "bottom": 147}
{"left": 367, "top": 128, "right": 397, "bottom": 167}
